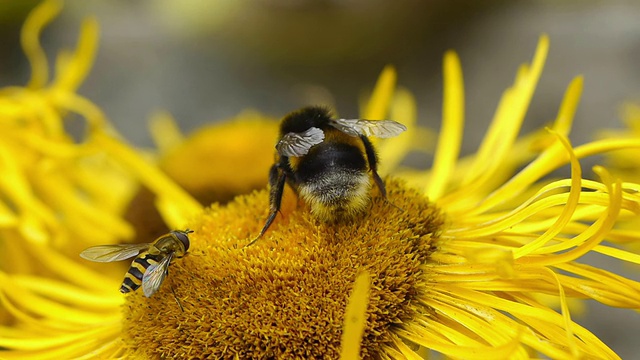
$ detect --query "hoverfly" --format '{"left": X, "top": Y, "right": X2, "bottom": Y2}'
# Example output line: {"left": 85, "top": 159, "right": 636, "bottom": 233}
{"left": 80, "top": 229, "right": 192, "bottom": 297}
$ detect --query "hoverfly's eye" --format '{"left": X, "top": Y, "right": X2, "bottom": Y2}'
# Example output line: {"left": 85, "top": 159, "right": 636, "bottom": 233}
{"left": 173, "top": 230, "right": 191, "bottom": 251}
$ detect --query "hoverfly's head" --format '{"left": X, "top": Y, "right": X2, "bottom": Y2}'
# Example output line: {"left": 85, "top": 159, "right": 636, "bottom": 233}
{"left": 173, "top": 229, "right": 193, "bottom": 252}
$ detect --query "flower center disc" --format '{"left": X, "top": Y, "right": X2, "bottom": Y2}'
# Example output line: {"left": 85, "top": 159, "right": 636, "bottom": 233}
{"left": 123, "top": 179, "right": 442, "bottom": 358}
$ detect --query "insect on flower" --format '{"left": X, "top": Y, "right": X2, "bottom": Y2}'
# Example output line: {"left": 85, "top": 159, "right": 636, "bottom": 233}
{"left": 80, "top": 229, "right": 193, "bottom": 297}
{"left": 250, "top": 106, "right": 406, "bottom": 245}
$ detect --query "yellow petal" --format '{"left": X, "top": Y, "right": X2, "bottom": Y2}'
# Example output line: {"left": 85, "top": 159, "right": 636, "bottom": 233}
{"left": 339, "top": 271, "right": 371, "bottom": 360}
{"left": 427, "top": 51, "right": 464, "bottom": 200}
{"left": 51, "top": 17, "right": 100, "bottom": 92}
{"left": 21, "top": 0, "right": 62, "bottom": 89}
{"left": 362, "top": 65, "right": 397, "bottom": 120}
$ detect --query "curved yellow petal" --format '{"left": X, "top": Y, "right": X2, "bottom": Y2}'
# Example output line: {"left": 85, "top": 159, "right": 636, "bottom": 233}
{"left": 427, "top": 51, "right": 464, "bottom": 200}
{"left": 51, "top": 17, "right": 100, "bottom": 92}
{"left": 362, "top": 65, "right": 397, "bottom": 120}
{"left": 21, "top": 0, "right": 62, "bottom": 89}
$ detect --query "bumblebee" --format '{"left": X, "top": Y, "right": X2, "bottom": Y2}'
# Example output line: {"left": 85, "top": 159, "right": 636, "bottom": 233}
{"left": 80, "top": 229, "right": 192, "bottom": 297}
{"left": 251, "top": 106, "right": 406, "bottom": 243}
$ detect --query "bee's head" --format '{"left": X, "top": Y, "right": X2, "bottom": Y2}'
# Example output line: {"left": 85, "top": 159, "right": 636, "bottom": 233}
{"left": 172, "top": 229, "right": 193, "bottom": 252}
{"left": 279, "top": 106, "right": 332, "bottom": 135}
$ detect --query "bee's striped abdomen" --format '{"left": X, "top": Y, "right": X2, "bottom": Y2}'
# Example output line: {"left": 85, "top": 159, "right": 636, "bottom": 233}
{"left": 120, "top": 253, "right": 163, "bottom": 294}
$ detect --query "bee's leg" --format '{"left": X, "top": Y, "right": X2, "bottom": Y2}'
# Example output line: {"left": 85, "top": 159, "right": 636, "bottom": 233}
{"left": 246, "top": 164, "right": 286, "bottom": 246}
{"left": 360, "top": 135, "right": 403, "bottom": 211}
{"left": 360, "top": 135, "right": 386, "bottom": 198}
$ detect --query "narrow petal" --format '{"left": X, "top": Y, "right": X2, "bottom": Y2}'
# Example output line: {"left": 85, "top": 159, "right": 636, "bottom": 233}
{"left": 427, "top": 51, "right": 465, "bottom": 200}
{"left": 459, "top": 36, "right": 549, "bottom": 191}
{"left": 149, "top": 111, "right": 185, "bottom": 153}
{"left": 21, "top": 0, "right": 62, "bottom": 89}
{"left": 339, "top": 271, "right": 371, "bottom": 360}
{"left": 51, "top": 17, "right": 100, "bottom": 92}
{"left": 377, "top": 88, "right": 417, "bottom": 175}
{"left": 91, "top": 132, "right": 203, "bottom": 228}
{"left": 513, "top": 130, "right": 581, "bottom": 258}
{"left": 362, "top": 65, "right": 396, "bottom": 120}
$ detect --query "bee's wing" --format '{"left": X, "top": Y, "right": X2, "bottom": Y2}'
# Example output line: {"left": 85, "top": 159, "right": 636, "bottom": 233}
{"left": 329, "top": 118, "right": 407, "bottom": 138}
{"left": 142, "top": 252, "right": 173, "bottom": 297}
{"left": 80, "top": 243, "right": 151, "bottom": 263}
{"left": 276, "top": 127, "right": 325, "bottom": 157}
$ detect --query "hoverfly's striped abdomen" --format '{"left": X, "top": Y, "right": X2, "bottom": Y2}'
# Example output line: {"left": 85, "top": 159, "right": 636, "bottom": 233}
{"left": 120, "top": 253, "right": 164, "bottom": 293}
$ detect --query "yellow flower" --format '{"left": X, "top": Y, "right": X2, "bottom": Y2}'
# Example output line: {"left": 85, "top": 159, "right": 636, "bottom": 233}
{"left": 0, "top": 0, "right": 134, "bottom": 274}
{"left": 153, "top": 112, "right": 279, "bottom": 205}
{"left": 125, "top": 110, "right": 280, "bottom": 243}
{"left": 2, "top": 2, "right": 640, "bottom": 359}
{"left": 599, "top": 103, "right": 640, "bottom": 182}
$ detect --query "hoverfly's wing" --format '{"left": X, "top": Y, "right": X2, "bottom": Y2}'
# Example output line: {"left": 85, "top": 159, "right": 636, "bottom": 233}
{"left": 329, "top": 118, "right": 407, "bottom": 138}
{"left": 276, "top": 127, "right": 325, "bottom": 157}
{"left": 80, "top": 243, "right": 151, "bottom": 263}
{"left": 142, "top": 252, "right": 173, "bottom": 297}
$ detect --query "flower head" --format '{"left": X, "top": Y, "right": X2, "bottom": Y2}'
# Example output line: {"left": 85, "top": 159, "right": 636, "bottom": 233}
{"left": 124, "top": 179, "right": 442, "bottom": 358}
{"left": 126, "top": 111, "right": 280, "bottom": 243}
{"left": 2, "top": 2, "right": 640, "bottom": 360}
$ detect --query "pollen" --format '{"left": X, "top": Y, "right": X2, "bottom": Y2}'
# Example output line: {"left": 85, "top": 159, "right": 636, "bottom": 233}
{"left": 122, "top": 179, "right": 443, "bottom": 359}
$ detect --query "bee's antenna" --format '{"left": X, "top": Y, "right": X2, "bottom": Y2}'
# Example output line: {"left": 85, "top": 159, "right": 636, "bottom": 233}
{"left": 372, "top": 172, "right": 404, "bottom": 212}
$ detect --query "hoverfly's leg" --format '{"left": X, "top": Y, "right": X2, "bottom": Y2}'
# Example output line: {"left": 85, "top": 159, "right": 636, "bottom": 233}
{"left": 360, "top": 135, "right": 386, "bottom": 198}
{"left": 246, "top": 164, "right": 286, "bottom": 247}
{"left": 170, "top": 282, "right": 184, "bottom": 312}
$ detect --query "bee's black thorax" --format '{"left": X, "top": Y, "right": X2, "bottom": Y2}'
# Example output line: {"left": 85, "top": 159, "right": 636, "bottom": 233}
{"left": 292, "top": 142, "right": 367, "bottom": 185}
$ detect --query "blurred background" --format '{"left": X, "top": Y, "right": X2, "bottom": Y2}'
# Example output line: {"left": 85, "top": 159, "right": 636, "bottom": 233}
{"left": 1, "top": 0, "right": 639, "bottom": 356}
